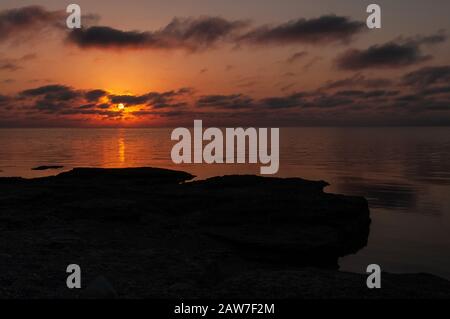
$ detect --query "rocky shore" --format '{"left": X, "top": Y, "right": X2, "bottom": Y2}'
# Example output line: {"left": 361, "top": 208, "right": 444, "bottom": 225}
{"left": 0, "top": 167, "right": 449, "bottom": 298}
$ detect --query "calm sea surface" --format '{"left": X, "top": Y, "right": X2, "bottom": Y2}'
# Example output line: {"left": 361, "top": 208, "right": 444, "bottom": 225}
{"left": 1, "top": 127, "right": 450, "bottom": 279}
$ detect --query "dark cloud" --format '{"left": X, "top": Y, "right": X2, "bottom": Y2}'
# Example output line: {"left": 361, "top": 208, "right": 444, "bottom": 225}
{"left": 196, "top": 87, "right": 402, "bottom": 111}
{"left": 147, "top": 89, "right": 192, "bottom": 109}
{"left": 20, "top": 85, "right": 82, "bottom": 114}
{"left": 33, "top": 99, "right": 69, "bottom": 113}
{"left": 239, "top": 15, "right": 365, "bottom": 46}
{"left": 286, "top": 51, "right": 308, "bottom": 64}
{"left": 0, "top": 94, "right": 10, "bottom": 105}
{"left": 131, "top": 110, "right": 189, "bottom": 118}
{"left": 236, "top": 80, "right": 257, "bottom": 88}
{"left": 0, "top": 7, "right": 373, "bottom": 55}
{"left": 334, "top": 89, "right": 398, "bottom": 99}
{"left": 161, "top": 16, "right": 248, "bottom": 50}
{"left": 67, "top": 26, "right": 152, "bottom": 49}
{"left": 402, "top": 66, "right": 450, "bottom": 87}
{"left": 15, "top": 84, "right": 112, "bottom": 115}
{"left": 196, "top": 91, "right": 355, "bottom": 110}
{"left": 21, "top": 85, "right": 80, "bottom": 101}
{"left": 259, "top": 91, "right": 360, "bottom": 109}
{"left": 390, "top": 92, "right": 450, "bottom": 113}
{"left": 0, "top": 53, "right": 38, "bottom": 72}
{"left": 336, "top": 42, "right": 430, "bottom": 70}
{"left": 421, "top": 86, "right": 450, "bottom": 96}
{"left": 1, "top": 79, "right": 15, "bottom": 84}
{"left": 20, "top": 53, "right": 37, "bottom": 61}
{"left": 177, "top": 87, "right": 194, "bottom": 95}
{"left": 280, "top": 83, "right": 296, "bottom": 92}
{"left": 408, "top": 31, "right": 447, "bottom": 46}
{"left": 260, "top": 88, "right": 402, "bottom": 109}
{"left": 109, "top": 88, "right": 192, "bottom": 108}
{"left": 67, "top": 17, "right": 248, "bottom": 51}
{"left": 260, "top": 93, "right": 306, "bottom": 109}
{"left": 336, "top": 32, "right": 446, "bottom": 70}
{"left": 4, "top": 71, "right": 450, "bottom": 126}
{"left": 97, "top": 103, "right": 111, "bottom": 109}
{"left": 109, "top": 93, "right": 149, "bottom": 105}
{"left": 59, "top": 109, "right": 119, "bottom": 117}
{"left": 197, "top": 94, "right": 254, "bottom": 109}
{"left": 67, "top": 14, "right": 365, "bottom": 51}
{"left": 306, "top": 94, "right": 353, "bottom": 108}
{"left": 323, "top": 74, "right": 393, "bottom": 90}
{"left": 0, "top": 61, "right": 20, "bottom": 71}
{"left": 77, "top": 103, "right": 96, "bottom": 110}
{"left": 234, "top": 76, "right": 259, "bottom": 89}
{"left": 0, "top": 6, "right": 64, "bottom": 42}
{"left": 302, "top": 56, "right": 323, "bottom": 71}
{"left": 85, "top": 89, "right": 107, "bottom": 102}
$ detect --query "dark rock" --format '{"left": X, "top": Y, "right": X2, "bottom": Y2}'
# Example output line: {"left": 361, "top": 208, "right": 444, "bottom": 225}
{"left": 182, "top": 175, "right": 370, "bottom": 267}
{"left": 83, "top": 276, "right": 117, "bottom": 299}
{"left": 0, "top": 167, "right": 448, "bottom": 298}
{"left": 54, "top": 167, "right": 194, "bottom": 184}
{"left": 215, "top": 269, "right": 450, "bottom": 299}
{"left": 32, "top": 165, "right": 64, "bottom": 171}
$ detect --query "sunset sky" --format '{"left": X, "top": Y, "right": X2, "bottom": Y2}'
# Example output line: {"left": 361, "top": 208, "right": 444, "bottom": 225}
{"left": 1, "top": 0, "right": 450, "bottom": 127}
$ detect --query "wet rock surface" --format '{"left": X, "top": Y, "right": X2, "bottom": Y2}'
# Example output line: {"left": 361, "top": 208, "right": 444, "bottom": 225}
{"left": 0, "top": 167, "right": 449, "bottom": 298}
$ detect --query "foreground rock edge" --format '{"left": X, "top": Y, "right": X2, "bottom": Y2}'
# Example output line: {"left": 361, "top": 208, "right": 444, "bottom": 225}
{"left": 0, "top": 167, "right": 449, "bottom": 298}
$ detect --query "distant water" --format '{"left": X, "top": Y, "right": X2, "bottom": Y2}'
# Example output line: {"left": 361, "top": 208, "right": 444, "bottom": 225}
{"left": 1, "top": 127, "right": 450, "bottom": 279}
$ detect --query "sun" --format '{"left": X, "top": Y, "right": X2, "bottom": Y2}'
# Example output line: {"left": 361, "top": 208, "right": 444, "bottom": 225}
{"left": 117, "top": 103, "right": 125, "bottom": 110}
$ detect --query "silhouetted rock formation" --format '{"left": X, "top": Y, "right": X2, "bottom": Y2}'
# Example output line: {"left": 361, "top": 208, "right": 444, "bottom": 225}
{"left": 32, "top": 165, "right": 64, "bottom": 171}
{"left": 0, "top": 167, "right": 448, "bottom": 298}
{"left": 185, "top": 175, "right": 370, "bottom": 268}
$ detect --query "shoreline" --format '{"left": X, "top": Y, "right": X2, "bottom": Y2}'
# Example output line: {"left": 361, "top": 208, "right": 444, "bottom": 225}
{"left": 0, "top": 167, "right": 449, "bottom": 298}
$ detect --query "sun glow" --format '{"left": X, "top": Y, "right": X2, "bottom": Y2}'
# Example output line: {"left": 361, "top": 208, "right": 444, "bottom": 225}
{"left": 118, "top": 103, "right": 125, "bottom": 110}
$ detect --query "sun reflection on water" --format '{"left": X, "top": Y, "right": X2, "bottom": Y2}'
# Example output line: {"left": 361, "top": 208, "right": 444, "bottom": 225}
{"left": 118, "top": 136, "right": 125, "bottom": 164}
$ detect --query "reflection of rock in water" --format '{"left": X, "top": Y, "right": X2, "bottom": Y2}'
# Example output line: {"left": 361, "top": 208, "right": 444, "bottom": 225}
{"left": 336, "top": 176, "right": 419, "bottom": 212}
{"left": 0, "top": 167, "right": 449, "bottom": 298}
